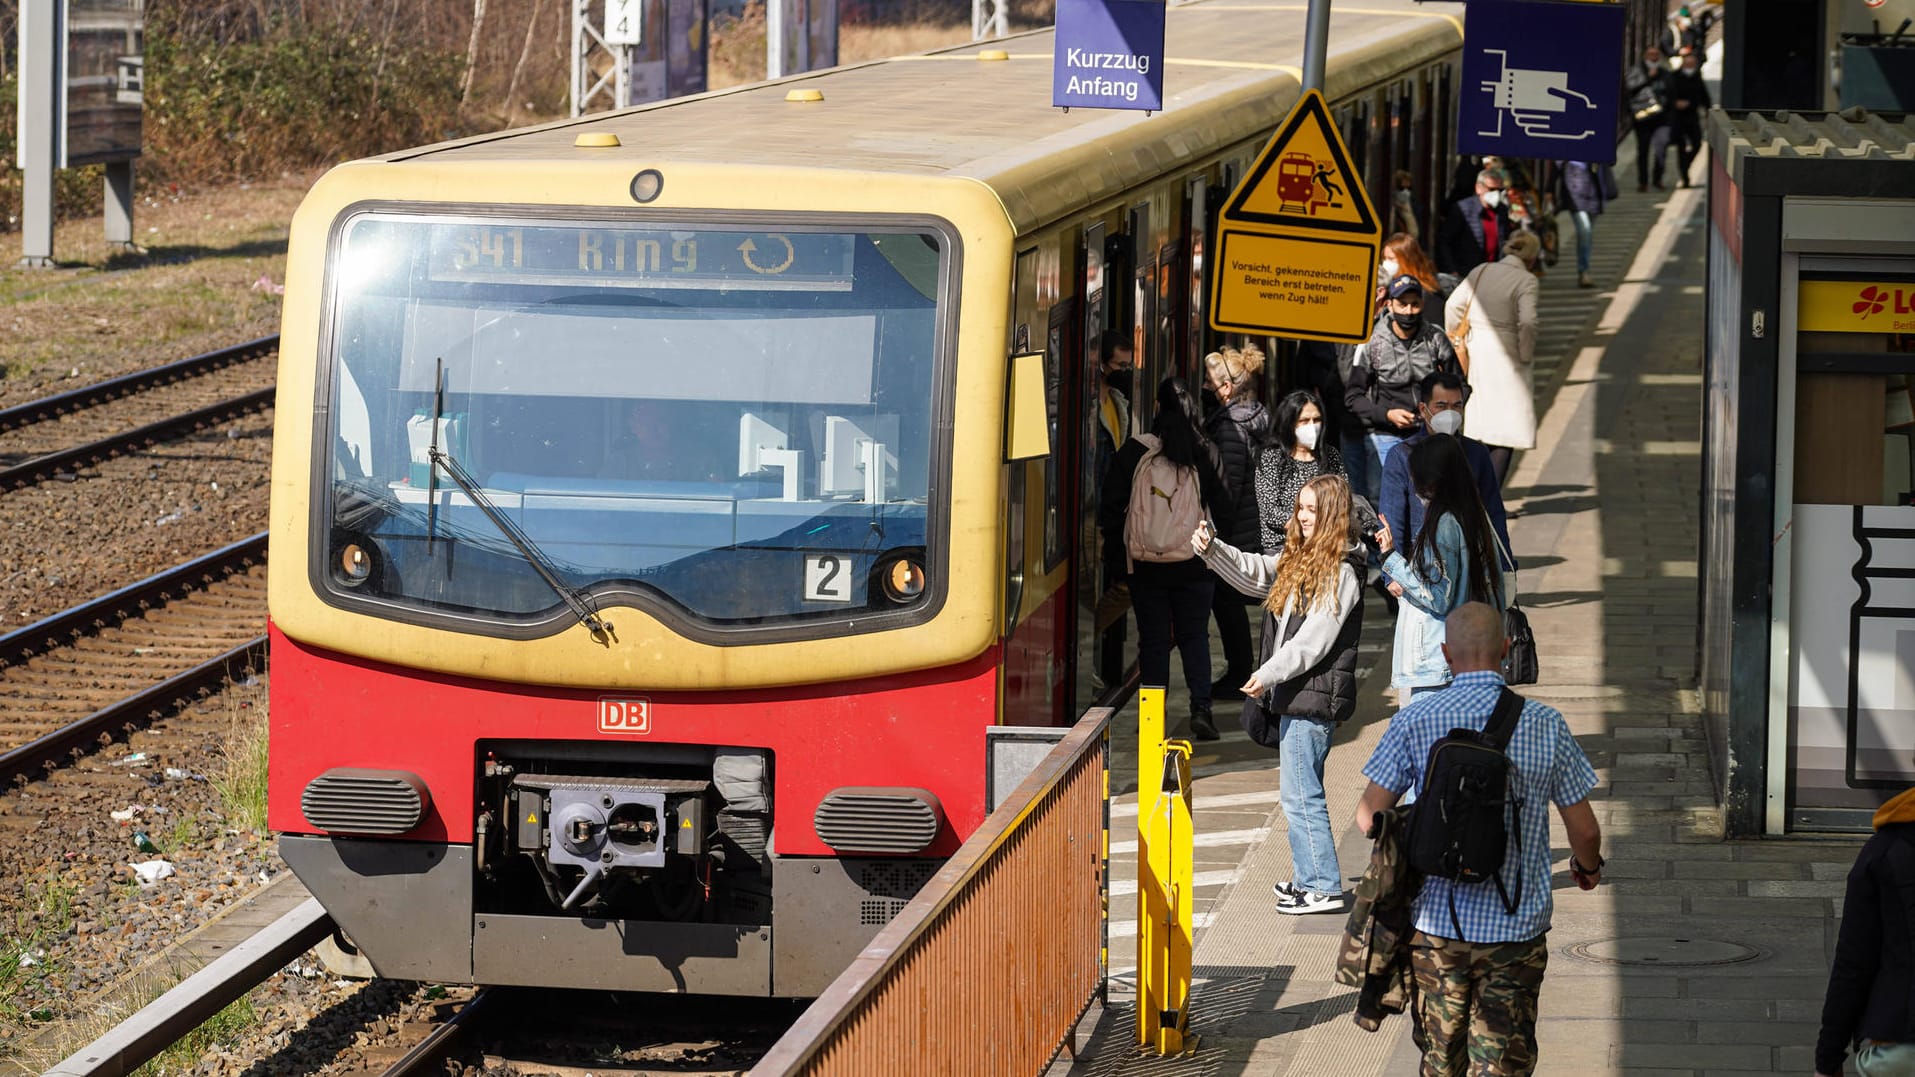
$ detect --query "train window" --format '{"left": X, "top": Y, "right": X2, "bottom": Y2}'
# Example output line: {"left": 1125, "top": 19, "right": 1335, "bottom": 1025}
{"left": 315, "top": 213, "right": 951, "bottom": 637}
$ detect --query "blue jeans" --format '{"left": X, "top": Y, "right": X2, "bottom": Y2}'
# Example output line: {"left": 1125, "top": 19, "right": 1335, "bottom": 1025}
{"left": 1279, "top": 714, "right": 1340, "bottom": 896}
{"left": 1341, "top": 430, "right": 1374, "bottom": 505}
{"left": 1569, "top": 209, "right": 1593, "bottom": 275}
{"left": 1366, "top": 431, "right": 1405, "bottom": 495}
{"left": 1858, "top": 1042, "right": 1915, "bottom": 1077}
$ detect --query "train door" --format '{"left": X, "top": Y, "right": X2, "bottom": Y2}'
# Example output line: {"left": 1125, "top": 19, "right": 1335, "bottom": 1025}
{"left": 1076, "top": 220, "right": 1130, "bottom": 698}
{"left": 1185, "top": 175, "right": 1211, "bottom": 374}
{"left": 1130, "top": 203, "right": 1157, "bottom": 404}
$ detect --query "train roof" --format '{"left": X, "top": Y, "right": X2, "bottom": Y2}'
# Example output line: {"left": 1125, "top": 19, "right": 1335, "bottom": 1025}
{"left": 376, "top": 0, "right": 1463, "bottom": 232}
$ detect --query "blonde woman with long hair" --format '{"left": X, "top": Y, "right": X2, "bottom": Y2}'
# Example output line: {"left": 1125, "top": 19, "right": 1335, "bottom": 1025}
{"left": 1193, "top": 473, "right": 1366, "bottom": 915}
{"left": 1201, "top": 342, "right": 1272, "bottom": 698}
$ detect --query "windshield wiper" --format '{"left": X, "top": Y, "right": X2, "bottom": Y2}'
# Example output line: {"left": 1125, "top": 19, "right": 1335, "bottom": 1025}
{"left": 423, "top": 362, "right": 613, "bottom": 641}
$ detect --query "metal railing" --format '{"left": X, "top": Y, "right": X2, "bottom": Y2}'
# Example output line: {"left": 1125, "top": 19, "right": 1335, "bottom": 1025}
{"left": 752, "top": 703, "right": 1114, "bottom": 1076}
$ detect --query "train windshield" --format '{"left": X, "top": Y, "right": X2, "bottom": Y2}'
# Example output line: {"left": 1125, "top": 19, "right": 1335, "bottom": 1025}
{"left": 317, "top": 213, "right": 949, "bottom": 637}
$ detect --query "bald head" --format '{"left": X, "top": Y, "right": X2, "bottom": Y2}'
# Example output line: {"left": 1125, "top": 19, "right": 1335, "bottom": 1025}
{"left": 1441, "top": 602, "right": 1509, "bottom": 674}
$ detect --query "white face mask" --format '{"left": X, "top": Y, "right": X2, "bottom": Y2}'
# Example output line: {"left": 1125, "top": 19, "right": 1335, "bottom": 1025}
{"left": 1393, "top": 188, "right": 1412, "bottom": 204}
{"left": 1481, "top": 189, "right": 1504, "bottom": 209}
{"left": 1428, "top": 409, "right": 1464, "bottom": 436}
{"left": 1295, "top": 421, "right": 1323, "bottom": 450}
{"left": 1380, "top": 257, "right": 1400, "bottom": 280}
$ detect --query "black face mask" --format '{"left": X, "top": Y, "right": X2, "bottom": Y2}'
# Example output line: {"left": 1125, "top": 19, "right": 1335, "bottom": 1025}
{"left": 1391, "top": 310, "right": 1421, "bottom": 331}
{"left": 1104, "top": 369, "right": 1133, "bottom": 398}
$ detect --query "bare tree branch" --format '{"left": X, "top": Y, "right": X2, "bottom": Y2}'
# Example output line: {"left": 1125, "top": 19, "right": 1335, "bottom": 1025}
{"left": 460, "top": 0, "right": 488, "bottom": 106}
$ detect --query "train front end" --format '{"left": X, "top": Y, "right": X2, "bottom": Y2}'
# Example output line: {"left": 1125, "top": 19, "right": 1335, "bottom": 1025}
{"left": 265, "top": 154, "right": 1015, "bottom": 996}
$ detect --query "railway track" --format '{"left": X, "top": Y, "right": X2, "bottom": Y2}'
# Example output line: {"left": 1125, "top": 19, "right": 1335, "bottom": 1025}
{"left": 0, "top": 336, "right": 279, "bottom": 491}
{"left": 0, "top": 533, "right": 269, "bottom": 784}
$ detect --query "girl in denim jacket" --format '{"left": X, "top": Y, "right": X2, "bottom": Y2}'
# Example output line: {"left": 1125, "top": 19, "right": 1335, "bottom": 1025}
{"left": 1374, "top": 436, "right": 1503, "bottom": 703}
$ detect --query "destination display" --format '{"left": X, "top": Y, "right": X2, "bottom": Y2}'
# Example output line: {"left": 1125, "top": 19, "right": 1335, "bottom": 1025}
{"left": 427, "top": 224, "right": 856, "bottom": 290}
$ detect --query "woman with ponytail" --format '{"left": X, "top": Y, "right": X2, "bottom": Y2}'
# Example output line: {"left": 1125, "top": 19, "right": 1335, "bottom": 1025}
{"left": 1194, "top": 473, "right": 1365, "bottom": 915}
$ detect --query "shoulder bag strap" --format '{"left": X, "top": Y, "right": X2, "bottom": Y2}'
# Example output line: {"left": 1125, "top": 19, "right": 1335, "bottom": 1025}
{"left": 1483, "top": 509, "right": 1517, "bottom": 604}
{"left": 1482, "top": 687, "right": 1525, "bottom": 750}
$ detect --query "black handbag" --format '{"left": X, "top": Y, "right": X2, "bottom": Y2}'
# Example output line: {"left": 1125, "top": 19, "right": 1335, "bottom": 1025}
{"left": 1487, "top": 520, "right": 1539, "bottom": 685}
{"left": 1502, "top": 604, "right": 1539, "bottom": 685}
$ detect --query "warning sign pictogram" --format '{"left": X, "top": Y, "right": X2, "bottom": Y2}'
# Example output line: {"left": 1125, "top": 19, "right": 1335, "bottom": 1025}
{"left": 1221, "top": 90, "right": 1380, "bottom": 234}
{"left": 1209, "top": 90, "right": 1384, "bottom": 343}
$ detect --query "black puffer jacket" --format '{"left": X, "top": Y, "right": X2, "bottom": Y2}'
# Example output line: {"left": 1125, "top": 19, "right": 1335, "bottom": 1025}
{"left": 1817, "top": 809, "right": 1915, "bottom": 1074}
{"left": 1205, "top": 400, "right": 1272, "bottom": 553}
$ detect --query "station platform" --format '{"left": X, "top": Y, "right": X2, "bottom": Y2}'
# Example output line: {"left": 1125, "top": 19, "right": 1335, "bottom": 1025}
{"left": 1076, "top": 143, "right": 1865, "bottom": 1075}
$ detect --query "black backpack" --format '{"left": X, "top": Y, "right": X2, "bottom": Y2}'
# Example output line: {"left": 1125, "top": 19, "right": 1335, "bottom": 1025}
{"left": 1405, "top": 688, "right": 1526, "bottom": 940}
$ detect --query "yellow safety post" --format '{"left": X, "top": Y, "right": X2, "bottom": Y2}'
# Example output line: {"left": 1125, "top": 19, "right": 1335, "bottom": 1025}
{"left": 1136, "top": 686, "right": 1195, "bottom": 1055}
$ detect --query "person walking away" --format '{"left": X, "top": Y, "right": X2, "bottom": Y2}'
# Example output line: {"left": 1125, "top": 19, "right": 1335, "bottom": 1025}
{"left": 1381, "top": 233, "right": 1450, "bottom": 331}
{"left": 1375, "top": 436, "right": 1503, "bottom": 703}
{"left": 1203, "top": 344, "right": 1273, "bottom": 698}
{"left": 1345, "top": 275, "right": 1459, "bottom": 495}
{"left": 1436, "top": 169, "right": 1514, "bottom": 277}
{"left": 1445, "top": 233, "right": 1540, "bottom": 485}
{"left": 1101, "top": 377, "right": 1230, "bottom": 740}
{"left": 1355, "top": 603, "right": 1604, "bottom": 1075}
{"left": 1624, "top": 46, "right": 1671, "bottom": 192}
{"left": 1093, "top": 333, "right": 1137, "bottom": 689}
{"left": 1815, "top": 785, "right": 1915, "bottom": 1077}
{"left": 1195, "top": 474, "right": 1364, "bottom": 914}
{"left": 1663, "top": 51, "right": 1711, "bottom": 188}
{"left": 1555, "top": 161, "right": 1607, "bottom": 289}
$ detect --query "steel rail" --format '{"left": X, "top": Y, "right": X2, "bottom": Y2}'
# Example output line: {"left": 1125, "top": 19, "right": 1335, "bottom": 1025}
{"left": 0, "top": 334, "right": 278, "bottom": 435}
{"left": 0, "top": 385, "right": 276, "bottom": 490}
{"left": 0, "top": 531, "right": 268, "bottom": 668}
{"left": 43, "top": 898, "right": 333, "bottom": 1077}
{"left": 376, "top": 989, "right": 497, "bottom": 1077}
{"left": 0, "top": 635, "right": 267, "bottom": 784}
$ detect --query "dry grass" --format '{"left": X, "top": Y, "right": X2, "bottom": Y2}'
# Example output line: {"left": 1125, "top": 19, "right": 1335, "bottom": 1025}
{"left": 709, "top": 13, "right": 1017, "bottom": 88}
{"left": 0, "top": 175, "right": 311, "bottom": 393}
{"left": 212, "top": 689, "right": 272, "bottom": 839}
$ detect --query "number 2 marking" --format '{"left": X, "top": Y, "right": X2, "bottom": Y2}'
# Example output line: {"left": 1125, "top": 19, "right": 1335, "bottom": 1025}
{"left": 804, "top": 554, "right": 851, "bottom": 603}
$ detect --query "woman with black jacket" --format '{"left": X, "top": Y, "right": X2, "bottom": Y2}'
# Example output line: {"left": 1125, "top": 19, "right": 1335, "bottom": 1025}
{"left": 1193, "top": 473, "right": 1364, "bottom": 915}
{"left": 1100, "top": 377, "right": 1230, "bottom": 740}
{"left": 1203, "top": 344, "right": 1273, "bottom": 697}
{"left": 1816, "top": 786, "right": 1915, "bottom": 1076}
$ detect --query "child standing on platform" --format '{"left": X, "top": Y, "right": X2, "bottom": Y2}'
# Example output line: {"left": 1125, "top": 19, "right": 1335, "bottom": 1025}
{"left": 1193, "top": 474, "right": 1365, "bottom": 914}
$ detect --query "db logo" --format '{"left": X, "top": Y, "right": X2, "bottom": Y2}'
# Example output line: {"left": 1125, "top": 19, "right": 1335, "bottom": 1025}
{"left": 597, "top": 698, "right": 652, "bottom": 735}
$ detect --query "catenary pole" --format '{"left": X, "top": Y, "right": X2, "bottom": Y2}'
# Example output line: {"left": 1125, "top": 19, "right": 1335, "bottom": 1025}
{"left": 1300, "top": 0, "right": 1330, "bottom": 93}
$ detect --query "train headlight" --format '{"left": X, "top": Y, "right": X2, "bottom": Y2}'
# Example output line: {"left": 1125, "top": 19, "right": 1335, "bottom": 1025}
{"left": 881, "top": 557, "right": 926, "bottom": 603}
{"left": 336, "top": 543, "right": 373, "bottom": 587}
{"left": 629, "top": 169, "right": 664, "bottom": 204}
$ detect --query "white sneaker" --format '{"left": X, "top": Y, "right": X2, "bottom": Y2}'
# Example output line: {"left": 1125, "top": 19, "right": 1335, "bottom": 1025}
{"left": 1275, "top": 889, "right": 1347, "bottom": 915}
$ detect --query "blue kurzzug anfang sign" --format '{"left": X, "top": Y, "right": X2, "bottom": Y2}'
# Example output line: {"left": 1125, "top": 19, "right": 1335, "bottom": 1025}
{"left": 1051, "top": 0, "right": 1166, "bottom": 112}
{"left": 1457, "top": 0, "right": 1625, "bottom": 163}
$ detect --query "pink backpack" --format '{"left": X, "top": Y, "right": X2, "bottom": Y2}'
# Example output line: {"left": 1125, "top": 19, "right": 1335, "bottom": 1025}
{"left": 1124, "top": 434, "right": 1205, "bottom": 567}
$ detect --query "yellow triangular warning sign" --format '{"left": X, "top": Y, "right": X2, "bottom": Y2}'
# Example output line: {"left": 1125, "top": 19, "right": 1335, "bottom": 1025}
{"left": 1221, "top": 90, "right": 1381, "bottom": 236}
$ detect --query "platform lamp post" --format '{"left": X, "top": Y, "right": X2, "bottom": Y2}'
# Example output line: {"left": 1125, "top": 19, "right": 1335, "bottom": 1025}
{"left": 16, "top": 0, "right": 143, "bottom": 268}
{"left": 17, "top": 0, "right": 60, "bottom": 267}
{"left": 1300, "top": 0, "right": 1330, "bottom": 93}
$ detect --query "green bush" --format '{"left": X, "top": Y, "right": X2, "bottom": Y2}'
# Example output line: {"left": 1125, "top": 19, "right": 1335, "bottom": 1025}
{"left": 0, "top": 72, "right": 113, "bottom": 231}
{"left": 142, "top": 10, "right": 466, "bottom": 186}
{"left": 0, "top": 11, "right": 468, "bottom": 230}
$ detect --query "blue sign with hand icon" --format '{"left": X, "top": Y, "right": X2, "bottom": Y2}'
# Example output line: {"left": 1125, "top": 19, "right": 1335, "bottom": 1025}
{"left": 1458, "top": 0, "right": 1624, "bottom": 164}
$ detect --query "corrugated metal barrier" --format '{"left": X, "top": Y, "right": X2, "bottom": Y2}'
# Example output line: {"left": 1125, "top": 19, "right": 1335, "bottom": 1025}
{"left": 752, "top": 703, "right": 1114, "bottom": 1076}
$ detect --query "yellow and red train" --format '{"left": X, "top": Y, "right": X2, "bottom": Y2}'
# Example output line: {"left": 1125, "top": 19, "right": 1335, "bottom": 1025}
{"left": 266, "top": 0, "right": 1657, "bottom": 996}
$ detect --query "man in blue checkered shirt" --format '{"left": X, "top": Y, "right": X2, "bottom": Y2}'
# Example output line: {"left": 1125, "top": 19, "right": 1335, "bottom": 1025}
{"left": 1355, "top": 603, "right": 1603, "bottom": 1076}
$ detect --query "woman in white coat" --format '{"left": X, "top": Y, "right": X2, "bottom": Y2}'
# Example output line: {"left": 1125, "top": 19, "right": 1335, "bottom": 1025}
{"left": 1443, "top": 231, "right": 1540, "bottom": 484}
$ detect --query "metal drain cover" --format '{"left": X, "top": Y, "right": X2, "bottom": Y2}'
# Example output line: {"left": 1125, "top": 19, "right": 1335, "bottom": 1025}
{"left": 1565, "top": 937, "right": 1766, "bottom": 967}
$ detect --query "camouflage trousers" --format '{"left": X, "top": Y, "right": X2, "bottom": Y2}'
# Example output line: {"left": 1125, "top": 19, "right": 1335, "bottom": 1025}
{"left": 1408, "top": 930, "right": 1548, "bottom": 1076}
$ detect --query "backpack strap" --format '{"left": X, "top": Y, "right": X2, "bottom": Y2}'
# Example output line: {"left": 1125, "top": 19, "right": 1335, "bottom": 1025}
{"left": 1481, "top": 688, "right": 1525, "bottom": 750}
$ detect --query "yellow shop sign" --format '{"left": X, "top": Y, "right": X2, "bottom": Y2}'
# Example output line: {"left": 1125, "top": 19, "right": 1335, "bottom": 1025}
{"left": 1799, "top": 279, "right": 1915, "bottom": 334}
